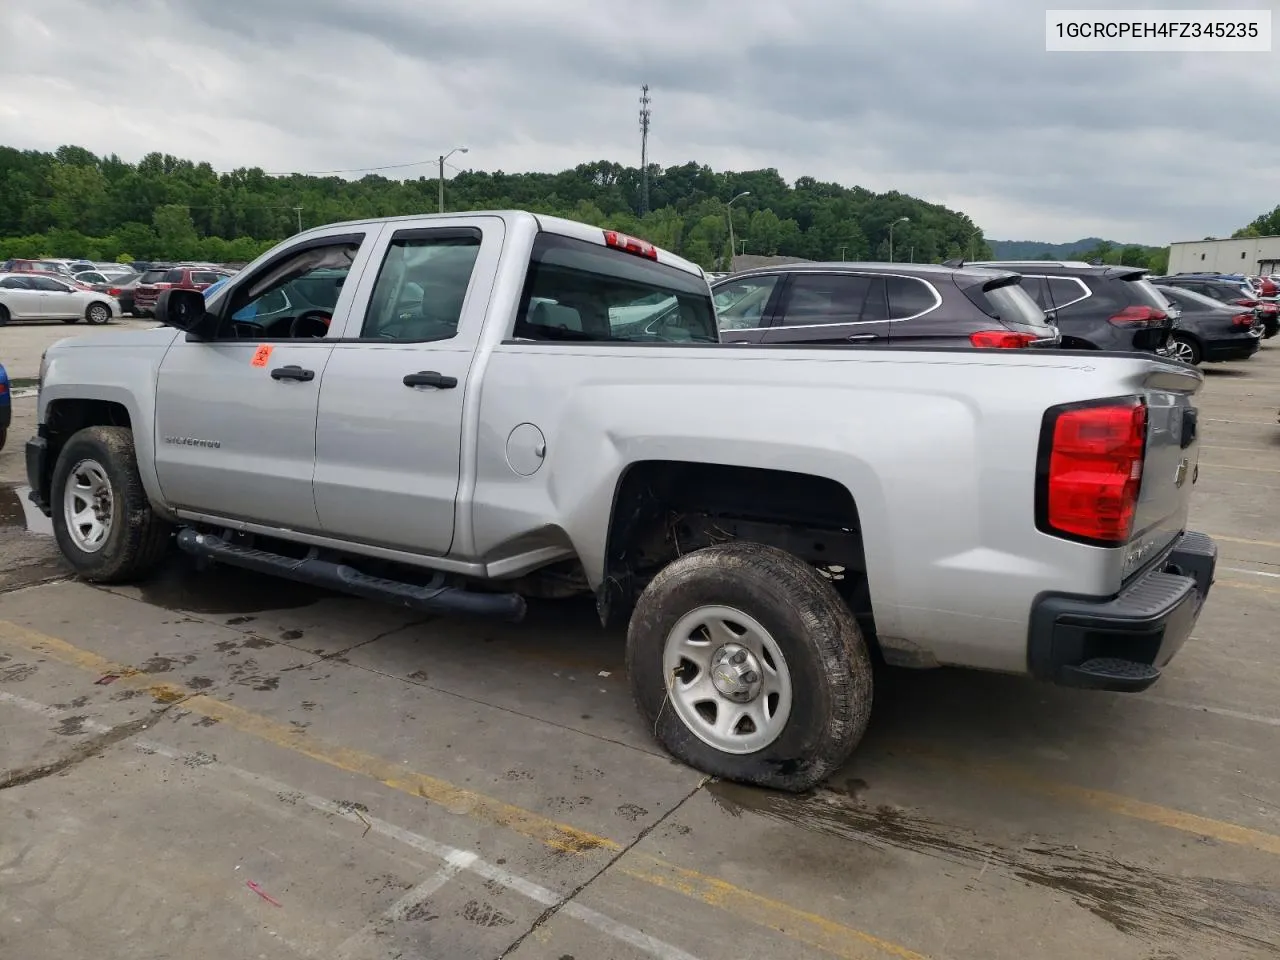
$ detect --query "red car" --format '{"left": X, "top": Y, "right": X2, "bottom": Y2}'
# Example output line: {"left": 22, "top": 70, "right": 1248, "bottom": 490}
{"left": 132, "top": 265, "right": 229, "bottom": 316}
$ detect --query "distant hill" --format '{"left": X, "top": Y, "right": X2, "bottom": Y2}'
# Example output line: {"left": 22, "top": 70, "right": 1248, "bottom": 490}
{"left": 989, "top": 238, "right": 1135, "bottom": 260}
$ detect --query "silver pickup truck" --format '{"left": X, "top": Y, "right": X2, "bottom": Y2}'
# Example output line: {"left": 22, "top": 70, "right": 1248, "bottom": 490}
{"left": 26, "top": 211, "right": 1217, "bottom": 791}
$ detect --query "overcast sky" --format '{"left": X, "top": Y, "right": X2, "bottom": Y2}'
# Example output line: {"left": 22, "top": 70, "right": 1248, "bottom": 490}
{"left": 3, "top": 0, "right": 1277, "bottom": 244}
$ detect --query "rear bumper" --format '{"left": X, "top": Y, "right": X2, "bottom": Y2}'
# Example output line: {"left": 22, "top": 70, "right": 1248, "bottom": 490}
{"left": 1028, "top": 531, "right": 1216, "bottom": 692}
{"left": 1203, "top": 337, "right": 1261, "bottom": 362}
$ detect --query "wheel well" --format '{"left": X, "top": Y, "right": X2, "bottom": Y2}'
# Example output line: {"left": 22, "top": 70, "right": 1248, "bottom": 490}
{"left": 39, "top": 399, "right": 132, "bottom": 499}
{"left": 599, "top": 460, "right": 877, "bottom": 650}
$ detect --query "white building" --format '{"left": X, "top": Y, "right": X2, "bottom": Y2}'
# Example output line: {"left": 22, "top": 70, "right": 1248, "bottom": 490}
{"left": 1167, "top": 236, "right": 1280, "bottom": 276}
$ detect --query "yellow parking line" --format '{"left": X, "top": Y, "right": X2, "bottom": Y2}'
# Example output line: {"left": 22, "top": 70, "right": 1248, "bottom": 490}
{"left": 0, "top": 619, "right": 923, "bottom": 960}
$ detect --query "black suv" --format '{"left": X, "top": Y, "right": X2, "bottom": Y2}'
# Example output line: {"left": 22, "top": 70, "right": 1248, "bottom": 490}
{"left": 967, "top": 262, "right": 1173, "bottom": 354}
{"left": 1149, "top": 274, "right": 1278, "bottom": 338}
{"left": 710, "top": 263, "right": 1058, "bottom": 349}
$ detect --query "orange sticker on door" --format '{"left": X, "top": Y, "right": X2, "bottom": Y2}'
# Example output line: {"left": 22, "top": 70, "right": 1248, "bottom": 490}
{"left": 250, "top": 344, "right": 274, "bottom": 367}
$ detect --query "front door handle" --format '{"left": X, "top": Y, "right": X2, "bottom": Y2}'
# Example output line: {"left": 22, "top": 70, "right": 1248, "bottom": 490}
{"left": 403, "top": 371, "right": 458, "bottom": 389}
{"left": 271, "top": 365, "right": 315, "bottom": 382}
{"left": 846, "top": 334, "right": 878, "bottom": 341}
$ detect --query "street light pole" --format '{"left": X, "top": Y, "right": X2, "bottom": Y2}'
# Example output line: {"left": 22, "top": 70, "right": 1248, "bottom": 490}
{"left": 889, "top": 216, "right": 909, "bottom": 263}
{"left": 725, "top": 191, "right": 750, "bottom": 271}
{"left": 438, "top": 146, "right": 469, "bottom": 213}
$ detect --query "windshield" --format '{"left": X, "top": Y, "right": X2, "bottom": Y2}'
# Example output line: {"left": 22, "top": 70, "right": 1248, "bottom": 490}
{"left": 515, "top": 233, "right": 718, "bottom": 343}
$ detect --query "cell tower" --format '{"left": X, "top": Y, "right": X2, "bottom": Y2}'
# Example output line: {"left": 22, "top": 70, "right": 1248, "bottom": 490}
{"left": 639, "top": 84, "right": 651, "bottom": 216}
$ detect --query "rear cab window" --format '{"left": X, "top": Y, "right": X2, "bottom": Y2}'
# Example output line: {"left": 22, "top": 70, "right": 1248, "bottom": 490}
{"left": 514, "top": 233, "right": 717, "bottom": 343}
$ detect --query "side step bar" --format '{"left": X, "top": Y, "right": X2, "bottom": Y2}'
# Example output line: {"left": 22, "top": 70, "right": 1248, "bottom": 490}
{"left": 175, "top": 529, "right": 527, "bottom": 623}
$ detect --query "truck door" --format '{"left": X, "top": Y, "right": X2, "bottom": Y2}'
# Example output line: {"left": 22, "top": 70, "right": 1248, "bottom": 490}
{"left": 152, "top": 226, "right": 382, "bottom": 532}
{"left": 311, "top": 217, "right": 506, "bottom": 556}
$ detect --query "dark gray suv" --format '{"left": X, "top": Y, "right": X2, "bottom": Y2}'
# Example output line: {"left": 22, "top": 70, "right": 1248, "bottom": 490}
{"left": 967, "top": 261, "right": 1174, "bottom": 354}
{"left": 711, "top": 262, "right": 1059, "bottom": 349}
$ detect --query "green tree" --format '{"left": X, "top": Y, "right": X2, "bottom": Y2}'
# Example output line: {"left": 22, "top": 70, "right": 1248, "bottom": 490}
{"left": 153, "top": 204, "right": 197, "bottom": 258}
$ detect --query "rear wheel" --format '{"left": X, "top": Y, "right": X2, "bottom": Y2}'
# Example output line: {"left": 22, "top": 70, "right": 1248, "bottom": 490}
{"left": 51, "top": 426, "right": 172, "bottom": 583}
{"left": 1169, "top": 333, "right": 1201, "bottom": 365}
{"left": 85, "top": 302, "right": 111, "bottom": 325}
{"left": 626, "top": 541, "right": 873, "bottom": 792}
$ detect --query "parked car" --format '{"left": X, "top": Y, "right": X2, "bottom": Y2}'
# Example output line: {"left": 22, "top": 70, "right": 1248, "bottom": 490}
{"left": 0, "top": 273, "right": 119, "bottom": 325}
{"left": 708, "top": 262, "right": 1060, "bottom": 348}
{"left": 27, "top": 211, "right": 1216, "bottom": 792}
{"left": 0, "top": 258, "right": 74, "bottom": 277}
{"left": 131, "top": 265, "right": 229, "bottom": 316}
{"left": 1154, "top": 285, "right": 1263, "bottom": 365}
{"left": 0, "top": 361, "right": 9, "bottom": 452}
{"left": 967, "top": 261, "right": 1174, "bottom": 354}
{"left": 1151, "top": 275, "right": 1278, "bottom": 338}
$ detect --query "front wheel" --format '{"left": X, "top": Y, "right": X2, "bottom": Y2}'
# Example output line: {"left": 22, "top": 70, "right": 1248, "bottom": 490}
{"left": 626, "top": 542, "right": 873, "bottom": 792}
{"left": 51, "top": 426, "right": 173, "bottom": 583}
{"left": 85, "top": 302, "right": 111, "bottom": 325}
{"left": 1169, "top": 333, "right": 1201, "bottom": 365}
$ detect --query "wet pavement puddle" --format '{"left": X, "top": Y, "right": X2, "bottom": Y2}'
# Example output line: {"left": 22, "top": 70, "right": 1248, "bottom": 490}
{"left": 0, "top": 483, "right": 53, "bottom": 536}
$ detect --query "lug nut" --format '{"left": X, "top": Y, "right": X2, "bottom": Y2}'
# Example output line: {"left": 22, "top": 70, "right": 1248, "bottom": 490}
{"left": 742, "top": 671, "right": 758, "bottom": 684}
{"left": 731, "top": 650, "right": 747, "bottom": 664}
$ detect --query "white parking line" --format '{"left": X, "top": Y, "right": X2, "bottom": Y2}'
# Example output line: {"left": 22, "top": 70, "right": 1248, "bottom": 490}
{"left": 1222, "top": 566, "right": 1280, "bottom": 579}
{"left": 1144, "top": 695, "right": 1280, "bottom": 729}
{"left": 0, "top": 691, "right": 702, "bottom": 960}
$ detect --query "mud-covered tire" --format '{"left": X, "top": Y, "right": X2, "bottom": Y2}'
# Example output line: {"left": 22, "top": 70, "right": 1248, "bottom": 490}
{"left": 626, "top": 542, "right": 873, "bottom": 792}
{"left": 51, "top": 426, "right": 172, "bottom": 583}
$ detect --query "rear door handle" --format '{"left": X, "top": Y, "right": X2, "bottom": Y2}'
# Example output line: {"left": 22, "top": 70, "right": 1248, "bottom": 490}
{"left": 846, "top": 334, "right": 878, "bottom": 341}
{"left": 271, "top": 365, "right": 315, "bottom": 382}
{"left": 403, "top": 371, "right": 458, "bottom": 389}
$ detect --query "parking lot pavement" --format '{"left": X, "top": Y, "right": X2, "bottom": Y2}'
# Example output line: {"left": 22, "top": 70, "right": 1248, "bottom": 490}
{"left": 2, "top": 348, "right": 1279, "bottom": 960}
{"left": 0, "top": 315, "right": 156, "bottom": 379}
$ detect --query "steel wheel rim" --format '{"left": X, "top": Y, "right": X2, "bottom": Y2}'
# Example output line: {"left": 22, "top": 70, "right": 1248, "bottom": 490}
{"left": 63, "top": 459, "right": 113, "bottom": 553}
{"left": 1170, "top": 339, "right": 1195, "bottom": 363}
{"left": 662, "top": 604, "right": 793, "bottom": 755}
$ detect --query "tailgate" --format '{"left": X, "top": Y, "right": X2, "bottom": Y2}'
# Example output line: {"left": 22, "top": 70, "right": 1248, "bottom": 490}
{"left": 1125, "top": 376, "right": 1202, "bottom": 579}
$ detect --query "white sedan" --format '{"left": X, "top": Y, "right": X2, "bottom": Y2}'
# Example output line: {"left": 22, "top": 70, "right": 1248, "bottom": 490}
{"left": 0, "top": 272, "right": 120, "bottom": 326}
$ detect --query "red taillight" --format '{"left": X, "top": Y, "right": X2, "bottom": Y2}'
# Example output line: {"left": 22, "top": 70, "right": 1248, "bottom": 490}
{"left": 603, "top": 230, "right": 658, "bottom": 260}
{"left": 1108, "top": 305, "right": 1166, "bottom": 327}
{"left": 108, "top": 287, "right": 122, "bottom": 296}
{"left": 1040, "top": 401, "right": 1147, "bottom": 544}
{"left": 1232, "top": 313, "right": 1255, "bottom": 327}
{"left": 969, "top": 330, "right": 1038, "bottom": 348}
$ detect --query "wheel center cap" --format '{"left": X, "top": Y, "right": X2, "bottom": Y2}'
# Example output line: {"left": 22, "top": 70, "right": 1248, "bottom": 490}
{"left": 709, "top": 643, "right": 763, "bottom": 703}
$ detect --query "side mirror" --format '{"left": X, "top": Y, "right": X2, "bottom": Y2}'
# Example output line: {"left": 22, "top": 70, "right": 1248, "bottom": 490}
{"left": 155, "top": 288, "right": 208, "bottom": 333}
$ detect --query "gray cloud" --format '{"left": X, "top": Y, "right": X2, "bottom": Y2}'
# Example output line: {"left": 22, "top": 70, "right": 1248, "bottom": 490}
{"left": 1, "top": 0, "right": 1276, "bottom": 243}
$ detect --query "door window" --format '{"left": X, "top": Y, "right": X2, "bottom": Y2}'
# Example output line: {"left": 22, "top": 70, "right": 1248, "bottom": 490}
{"left": 0, "top": 277, "right": 32, "bottom": 289}
{"left": 713, "top": 275, "right": 780, "bottom": 330}
{"left": 779, "top": 274, "right": 876, "bottom": 326}
{"left": 361, "top": 231, "right": 482, "bottom": 341}
{"left": 215, "top": 240, "right": 361, "bottom": 340}
{"left": 30, "top": 276, "right": 73, "bottom": 292}
{"left": 1045, "top": 277, "right": 1091, "bottom": 310}
{"left": 885, "top": 275, "right": 939, "bottom": 320}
